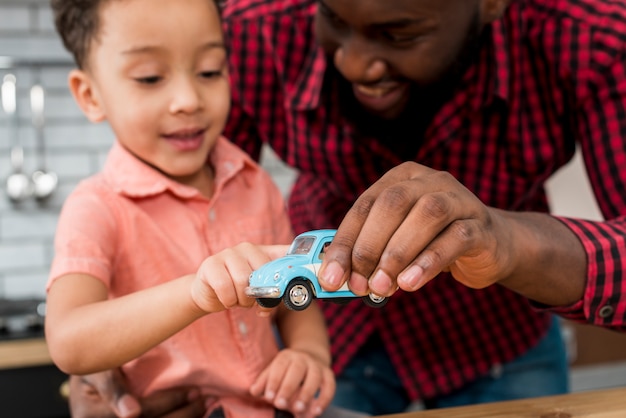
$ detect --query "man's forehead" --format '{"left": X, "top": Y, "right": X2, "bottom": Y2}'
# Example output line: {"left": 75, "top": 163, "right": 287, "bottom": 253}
{"left": 318, "top": 0, "right": 465, "bottom": 23}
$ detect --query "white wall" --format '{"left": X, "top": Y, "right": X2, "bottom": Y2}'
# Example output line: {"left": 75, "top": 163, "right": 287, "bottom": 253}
{"left": 545, "top": 148, "right": 603, "bottom": 221}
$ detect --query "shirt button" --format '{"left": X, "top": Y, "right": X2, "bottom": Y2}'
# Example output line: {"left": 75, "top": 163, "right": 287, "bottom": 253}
{"left": 598, "top": 305, "right": 614, "bottom": 319}
{"left": 208, "top": 209, "right": 216, "bottom": 222}
{"left": 490, "top": 363, "right": 503, "bottom": 379}
{"left": 238, "top": 321, "right": 248, "bottom": 336}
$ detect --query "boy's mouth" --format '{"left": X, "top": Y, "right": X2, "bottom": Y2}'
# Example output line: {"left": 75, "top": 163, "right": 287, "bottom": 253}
{"left": 163, "top": 129, "right": 206, "bottom": 151}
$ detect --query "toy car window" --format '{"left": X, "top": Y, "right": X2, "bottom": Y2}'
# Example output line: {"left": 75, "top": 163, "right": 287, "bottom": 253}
{"left": 287, "top": 236, "right": 316, "bottom": 255}
{"left": 318, "top": 242, "right": 331, "bottom": 260}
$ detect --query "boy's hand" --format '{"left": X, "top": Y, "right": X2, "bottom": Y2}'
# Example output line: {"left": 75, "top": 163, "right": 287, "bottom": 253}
{"left": 191, "top": 244, "right": 288, "bottom": 314}
{"left": 249, "top": 348, "right": 336, "bottom": 418}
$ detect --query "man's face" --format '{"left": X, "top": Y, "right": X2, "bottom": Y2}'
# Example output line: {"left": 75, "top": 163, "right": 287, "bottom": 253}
{"left": 314, "top": 0, "right": 488, "bottom": 120}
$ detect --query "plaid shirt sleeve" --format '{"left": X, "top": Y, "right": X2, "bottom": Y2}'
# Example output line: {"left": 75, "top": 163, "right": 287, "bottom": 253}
{"left": 539, "top": 51, "right": 626, "bottom": 331}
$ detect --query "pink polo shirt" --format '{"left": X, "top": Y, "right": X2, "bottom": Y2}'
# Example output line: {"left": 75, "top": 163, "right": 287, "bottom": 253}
{"left": 49, "top": 137, "right": 293, "bottom": 418}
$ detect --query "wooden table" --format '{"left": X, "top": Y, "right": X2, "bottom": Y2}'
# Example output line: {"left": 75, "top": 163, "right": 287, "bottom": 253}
{"left": 0, "top": 337, "right": 52, "bottom": 369}
{"left": 377, "top": 387, "right": 626, "bottom": 417}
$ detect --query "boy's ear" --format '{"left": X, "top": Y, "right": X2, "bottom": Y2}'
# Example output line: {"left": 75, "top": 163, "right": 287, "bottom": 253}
{"left": 68, "top": 69, "right": 106, "bottom": 123}
{"left": 479, "top": 0, "right": 510, "bottom": 24}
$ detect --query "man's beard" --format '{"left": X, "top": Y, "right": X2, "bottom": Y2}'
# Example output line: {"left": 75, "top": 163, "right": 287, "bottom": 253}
{"left": 334, "top": 11, "right": 486, "bottom": 152}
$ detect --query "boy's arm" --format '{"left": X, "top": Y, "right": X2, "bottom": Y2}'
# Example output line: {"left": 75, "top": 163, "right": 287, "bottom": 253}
{"left": 46, "top": 272, "right": 205, "bottom": 375}
{"left": 274, "top": 303, "right": 331, "bottom": 367}
{"left": 46, "top": 243, "right": 289, "bottom": 376}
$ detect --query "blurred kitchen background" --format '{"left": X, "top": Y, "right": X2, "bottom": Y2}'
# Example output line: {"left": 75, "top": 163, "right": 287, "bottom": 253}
{"left": 0, "top": 0, "right": 624, "bottom": 417}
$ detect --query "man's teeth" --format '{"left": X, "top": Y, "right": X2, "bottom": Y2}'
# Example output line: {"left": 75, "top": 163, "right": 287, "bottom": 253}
{"left": 356, "top": 85, "right": 392, "bottom": 98}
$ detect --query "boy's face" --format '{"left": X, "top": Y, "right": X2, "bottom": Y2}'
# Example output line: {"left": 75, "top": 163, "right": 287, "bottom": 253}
{"left": 314, "top": 0, "right": 503, "bottom": 120}
{"left": 70, "top": 0, "right": 229, "bottom": 186}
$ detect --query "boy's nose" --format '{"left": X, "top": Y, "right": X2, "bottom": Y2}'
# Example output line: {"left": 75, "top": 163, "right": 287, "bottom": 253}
{"left": 169, "top": 76, "right": 202, "bottom": 114}
{"left": 333, "top": 37, "right": 386, "bottom": 84}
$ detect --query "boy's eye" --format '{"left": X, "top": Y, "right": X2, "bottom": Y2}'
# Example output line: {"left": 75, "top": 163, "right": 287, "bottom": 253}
{"left": 200, "top": 70, "right": 222, "bottom": 79}
{"left": 135, "top": 75, "right": 161, "bottom": 84}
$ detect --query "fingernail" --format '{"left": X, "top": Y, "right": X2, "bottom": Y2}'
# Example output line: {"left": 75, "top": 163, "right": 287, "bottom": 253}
{"left": 398, "top": 265, "right": 425, "bottom": 290}
{"left": 275, "top": 397, "right": 288, "bottom": 409}
{"left": 117, "top": 394, "right": 140, "bottom": 417}
{"left": 348, "top": 272, "right": 369, "bottom": 295}
{"left": 256, "top": 309, "right": 271, "bottom": 317}
{"left": 322, "top": 261, "right": 343, "bottom": 287}
{"left": 370, "top": 269, "right": 392, "bottom": 294}
{"left": 294, "top": 400, "right": 306, "bottom": 412}
{"left": 265, "top": 390, "right": 275, "bottom": 401}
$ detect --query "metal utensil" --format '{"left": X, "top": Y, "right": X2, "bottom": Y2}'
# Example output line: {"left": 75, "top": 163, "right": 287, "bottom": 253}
{"left": 3, "top": 74, "right": 33, "bottom": 202}
{"left": 30, "top": 84, "right": 57, "bottom": 200}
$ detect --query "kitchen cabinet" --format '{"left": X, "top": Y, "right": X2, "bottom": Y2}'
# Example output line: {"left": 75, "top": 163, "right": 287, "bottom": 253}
{"left": 0, "top": 337, "right": 70, "bottom": 418}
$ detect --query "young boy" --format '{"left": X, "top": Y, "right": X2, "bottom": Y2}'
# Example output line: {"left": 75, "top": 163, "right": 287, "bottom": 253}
{"left": 45, "top": 1, "right": 335, "bottom": 417}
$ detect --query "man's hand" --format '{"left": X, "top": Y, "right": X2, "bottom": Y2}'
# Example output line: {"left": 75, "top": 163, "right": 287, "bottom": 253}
{"left": 318, "top": 162, "right": 586, "bottom": 306}
{"left": 68, "top": 370, "right": 206, "bottom": 418}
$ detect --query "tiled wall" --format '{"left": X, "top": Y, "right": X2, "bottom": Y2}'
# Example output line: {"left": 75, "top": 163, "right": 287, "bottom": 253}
{"left": 0, "top": 0, "right": 297, "bottom": 299}
{"left": 0, "top": 0, "right": 115, "bottom": 298}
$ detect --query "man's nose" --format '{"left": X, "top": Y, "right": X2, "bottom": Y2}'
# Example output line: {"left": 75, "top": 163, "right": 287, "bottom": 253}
{"left": 333, "top": 36, "right": 386, "bottom": 83}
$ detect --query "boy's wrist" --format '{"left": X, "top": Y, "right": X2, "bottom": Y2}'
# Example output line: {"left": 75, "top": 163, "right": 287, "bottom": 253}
{"left": 289, "top": 345, "right": 331, "bottom": 368}
{"left": 187, "top": 275, "right": 212, "bottom": 316}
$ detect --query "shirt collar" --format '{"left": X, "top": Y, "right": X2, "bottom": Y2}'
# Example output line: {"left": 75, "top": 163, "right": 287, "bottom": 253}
{"left": 102, "top": 137, "right": 255, "bottom": 199}
{"left": 286, "top": 3, "right": 524, "bottom": 112}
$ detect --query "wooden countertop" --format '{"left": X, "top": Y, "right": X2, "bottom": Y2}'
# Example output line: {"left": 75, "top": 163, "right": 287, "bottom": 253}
{"left": 378, "top": 387, "right": 626, "bottom": 417}
{"left": 0, "top": 337, "right": 53, "bottom": 369}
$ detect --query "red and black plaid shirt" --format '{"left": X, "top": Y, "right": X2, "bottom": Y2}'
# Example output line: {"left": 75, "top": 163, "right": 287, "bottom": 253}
{"left": 223, "top": 0, "right": 626, "bottom": 400}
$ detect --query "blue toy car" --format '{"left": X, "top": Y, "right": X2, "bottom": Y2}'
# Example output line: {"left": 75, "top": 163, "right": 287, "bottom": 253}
{"left": 245, "top": 229, "right": 388, "bottom": 311}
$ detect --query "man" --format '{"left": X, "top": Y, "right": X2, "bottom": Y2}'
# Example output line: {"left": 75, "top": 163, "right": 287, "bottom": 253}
{"left": 69, "top": 0, "right": 626, "bottom": 416}
{"left": 223, "top": 0, "right": 573, "bottom": 414}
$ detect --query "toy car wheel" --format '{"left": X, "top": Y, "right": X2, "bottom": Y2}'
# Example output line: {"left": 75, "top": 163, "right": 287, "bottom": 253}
{"left": 256, "top": 298, "right": 281, "bottom": 308}
{"left": 362, "top": 293, "right": 388, "bottom": 308}
{"left": 283, "top": 279, "right": 313, "bottom": 311}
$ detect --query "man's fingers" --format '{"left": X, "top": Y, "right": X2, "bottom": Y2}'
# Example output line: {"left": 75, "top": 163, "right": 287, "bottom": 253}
{"left": 80, "top": 370, "right": 141, "bottom": 418}
{"left": 366, "top": 190, "right": 466, "bottom": 295}
{"left": 140, "top": 387, "right": 205, "bottom": 418}
{"left": 68, "top": 372, "right": 140, "bottom": 418}
{"left": 319, "top": 162, "right": 428, "bottom": 291}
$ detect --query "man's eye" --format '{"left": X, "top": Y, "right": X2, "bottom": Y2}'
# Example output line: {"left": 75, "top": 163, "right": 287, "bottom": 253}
{"left": 318, "top": 3, "right": 345, "bottom": 28}
{"left": 135, "top": 76, "right": 161, "bottom": 84}
{"left": 382, "top": 32, "right": 420, "bottom": 44}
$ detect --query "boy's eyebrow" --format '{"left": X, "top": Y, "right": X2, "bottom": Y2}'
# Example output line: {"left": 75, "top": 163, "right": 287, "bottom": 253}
{"left": 121, "top": 41, "right": 226, "bottom": 55}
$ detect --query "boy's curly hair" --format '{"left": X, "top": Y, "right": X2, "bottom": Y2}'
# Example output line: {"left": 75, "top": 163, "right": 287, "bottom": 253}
{"left": 51, "top": 0, "right": 103, "bottom": 69}
{"left": 50, "top": 0, "right": 223, "bottom": 69}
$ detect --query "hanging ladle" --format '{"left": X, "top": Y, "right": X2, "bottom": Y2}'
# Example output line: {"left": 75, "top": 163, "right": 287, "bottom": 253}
{"left": 3, "top": 74, "right": 33, "bottom": 202}
{"left": 30, "top": 84, "right": 57, "bottom": 200}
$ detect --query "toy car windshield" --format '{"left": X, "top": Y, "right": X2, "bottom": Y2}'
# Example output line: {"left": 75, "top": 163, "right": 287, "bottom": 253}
{"left": 287, "top": 236, "right": 315, "bottom": 255}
